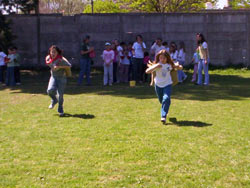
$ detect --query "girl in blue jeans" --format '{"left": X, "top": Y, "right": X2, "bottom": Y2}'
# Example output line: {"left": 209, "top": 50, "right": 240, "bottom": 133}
{"left": 46, "top": 45, "right": 71, "bottom": 117}
{"left": 146, "top": 50, "right": 182, "bottom": 124}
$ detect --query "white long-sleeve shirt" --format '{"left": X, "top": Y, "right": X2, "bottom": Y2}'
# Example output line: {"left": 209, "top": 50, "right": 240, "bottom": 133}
{"left": 177, "top": 49, "right": 186, "bottom": 62}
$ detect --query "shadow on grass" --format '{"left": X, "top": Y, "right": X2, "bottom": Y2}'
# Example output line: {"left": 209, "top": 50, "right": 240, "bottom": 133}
{"left": 4, "top": 70, "right": 250, "bottom": 101}
{"left": 169, "top": 117, "right": 212, "bottom": 127}
{"left": 55, "top": 113, "right": 95, "bottom": 119}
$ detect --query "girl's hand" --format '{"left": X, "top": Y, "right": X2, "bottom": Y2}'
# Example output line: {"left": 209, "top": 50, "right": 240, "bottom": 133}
{"left": 205, "top": 59, "right": 208, "bottom": 64}
{"left": 147, "top": 60, "right": 154, "bottom": 67}
{"left": 53, "top": 66, "right": 60, "bottom": 71}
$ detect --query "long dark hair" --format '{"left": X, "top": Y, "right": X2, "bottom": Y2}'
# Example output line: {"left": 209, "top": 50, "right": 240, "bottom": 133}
{"left": 179, "top": 41, "right": 186, "bottom": 53}
{"left": 48, "top": 45, "right": 62, "bottom": 56}
{"left": 197, "top": 33, "right": 206, "bottom": 46}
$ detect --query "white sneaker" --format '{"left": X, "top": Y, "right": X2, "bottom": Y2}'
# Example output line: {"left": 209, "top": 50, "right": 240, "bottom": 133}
{"left": 16, "top": 82, "right": 21, "bottom": 85}
{"left": 48, "top": 102, "right": 57, "bottom": 109}
{"left": 59, "top": 112, "right": 64, "bottom": 117}
{"left": 161, "top": 117, "right": 166, "bottom": 124}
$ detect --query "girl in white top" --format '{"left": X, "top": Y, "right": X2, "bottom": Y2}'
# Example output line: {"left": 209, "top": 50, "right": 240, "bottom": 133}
{"left": 150, "top": 38, "right": 165, "bottom": 58}
{"left": 170, "top": 43, "right": 178, "bottom": 62}
{"left": 196, "top": 33, "right": 209, "bottom": 85}
{"left": 177, "top": 42, "right": 187, "bottom": 83}
{"left": 146, "top": 50, "right": 182, "bottom": 124}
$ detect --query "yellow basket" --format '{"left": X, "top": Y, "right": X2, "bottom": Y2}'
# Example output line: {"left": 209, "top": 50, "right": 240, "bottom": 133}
{"left": 129, "top": 80, "right": 136, "bottom": 87}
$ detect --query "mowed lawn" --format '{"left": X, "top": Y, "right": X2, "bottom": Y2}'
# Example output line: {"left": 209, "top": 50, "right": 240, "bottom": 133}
{"left": 0, "top": 69, "right": 249, "bottom": 187}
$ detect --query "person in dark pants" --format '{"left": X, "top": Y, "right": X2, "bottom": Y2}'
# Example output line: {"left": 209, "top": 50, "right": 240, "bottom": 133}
{"left": 78, "top": 35, "right": 94, "bottom": 86}
{"left": 132, "top": 35, "right": 146, "bottom": 83}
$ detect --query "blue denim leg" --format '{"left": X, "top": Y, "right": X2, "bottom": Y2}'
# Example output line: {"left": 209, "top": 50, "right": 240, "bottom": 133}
{"left": 155, "top": 85, "right": 172, "bottom": 118}
{"left": 47, "top": 76, "right": 58, "bottom": 105}
{"left": 197, "top": 60, "right": 203, "bottom": 85}
{"left": 85, "top": 58, "right": 91, "bottom": 84}
{"left": 203, "top": 60, "right": 209, "bottom": 85}
{"left": 56, "top": 77, "right": 66, "bottom": 113}
{"left": 5, "top": 67, "right": 15, "bottom": 86}
{"left": 197, "top": 59, "right": 209, "bottom": 85}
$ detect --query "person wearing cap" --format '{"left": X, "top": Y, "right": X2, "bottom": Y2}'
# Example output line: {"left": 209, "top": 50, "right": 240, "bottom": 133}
{"left": 78, "top": 35, "right": 94, "bottom": 86}
{"left": 102, "top": 42, "right": 114, "bottom": 86}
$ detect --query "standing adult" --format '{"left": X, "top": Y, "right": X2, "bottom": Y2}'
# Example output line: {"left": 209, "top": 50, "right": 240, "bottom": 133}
{"left": 150, "top": 38, "right": 165, "bottom": 58}
{"left": 78, "top": 35, "right": 94, "bottom": 86}
{"left": 132, "top": 35, "right": 146, "bottom": 83}
{"left": 196, "top": 33, "right": 210, "bottom": 86}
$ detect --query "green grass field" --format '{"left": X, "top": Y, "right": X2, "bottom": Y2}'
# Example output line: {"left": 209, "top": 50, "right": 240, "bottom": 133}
{"left": 0, "top": 69, "right": 250, "bottom": 187}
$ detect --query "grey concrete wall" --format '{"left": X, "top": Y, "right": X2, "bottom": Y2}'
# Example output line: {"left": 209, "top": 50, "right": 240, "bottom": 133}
{"left": 7, "top": 11, "right": 250, "bottom": 68}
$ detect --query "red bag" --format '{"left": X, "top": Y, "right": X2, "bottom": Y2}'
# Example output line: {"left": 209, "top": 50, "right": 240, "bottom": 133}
{"left": 89, "top": 50, "right": 96, "bottom": 58}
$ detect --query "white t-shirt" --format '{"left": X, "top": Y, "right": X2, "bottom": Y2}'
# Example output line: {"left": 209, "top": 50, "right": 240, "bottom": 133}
{"left": 151, "top": 43, "right": 165, "bottom": 57}
{"left": 170, "top": 51, "right": 178, "bottom": 61}
{"left": 120, "top": 51, "right": 131, "bottom": 65}
{"left": 154, "top": 63, "right": 173, "bottom": 88}
{"left": 102, "top": 50, "right": 114, "bottom": 65}
{"left": 132, "top": 42, "right": 146, "bottom": 59}
{"left": 0, "top": 52, "right": 7, "bottom": 66}
{"left": 177, "top": 49, "right": 186, "bottom": 62}
{"left": 202, "top": 42, "right": 208, "bottom": 49}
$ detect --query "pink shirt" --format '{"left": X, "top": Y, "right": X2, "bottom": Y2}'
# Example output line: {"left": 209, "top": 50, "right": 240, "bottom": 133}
{"left": 102, "top": 50, "right": 115, "bottom": 65}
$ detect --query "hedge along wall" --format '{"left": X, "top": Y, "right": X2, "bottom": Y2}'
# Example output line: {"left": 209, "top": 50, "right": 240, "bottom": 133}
{"left": 7, "top": 11, "right": 250, "bottom": 68}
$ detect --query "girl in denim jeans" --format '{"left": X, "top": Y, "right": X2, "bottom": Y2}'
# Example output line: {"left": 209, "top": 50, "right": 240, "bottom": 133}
{"left": 146, "top": 50, "right": 182, "bottom": 124}
{"left": 46, "top": 45, "right": 71, "bottom": 117}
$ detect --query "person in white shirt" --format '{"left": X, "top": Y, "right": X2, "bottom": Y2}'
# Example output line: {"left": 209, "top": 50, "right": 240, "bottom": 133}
{"left": 132, "top": 35, "right": 146, "bottom": 83}
{"left": 170, "top": 43, "right": 178, "bottom": 62}
{"left": 0, "top": 47, "right": 7, "bottom": 84}
{"left": 145, "top": 50, "right": 182, "bottom": 124}
{"left": 177, "top": 42, "right": 187, "bottom": 83}
{"left": 150, "top": 38, "right": 165, "bottom": 58}
{"left": 119, "top": 42, "right": 131, "bottom": 83}
{"left": 102, "top": 42, "right": 115, "bottom": 86}
{"left": 196, "top": 33, "right": 210, "bottom": 86}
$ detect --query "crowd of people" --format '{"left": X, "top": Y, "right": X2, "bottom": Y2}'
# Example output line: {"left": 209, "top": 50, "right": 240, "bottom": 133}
{"left": 77, "top": 33, "right": 209, "bottom": 87}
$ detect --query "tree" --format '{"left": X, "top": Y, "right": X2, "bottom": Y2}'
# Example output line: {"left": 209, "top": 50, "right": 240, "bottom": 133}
{"left": 0, "top": 12, "right": 16, "bottom": 52}
{"left": 0, "top": 0, "right": 38, "bottom": 14}
{"left": 83, "top": 0, "right": 128, "bottom": 13}
{"left": 39, "top": 0, "right": 86, "bottom": 15}
{"left": 120, "top": 0, "right": 218, "bottom": 13}
{"left": 229, "top": 0, "right": 250, "bottom": 9}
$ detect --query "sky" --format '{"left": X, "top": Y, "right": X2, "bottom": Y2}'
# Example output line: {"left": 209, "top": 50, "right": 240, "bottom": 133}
{"left": 217, "top": 0, "right": 228, "bottom": 9}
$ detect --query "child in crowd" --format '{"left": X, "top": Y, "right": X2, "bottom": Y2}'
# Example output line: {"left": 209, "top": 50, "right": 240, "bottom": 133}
{"left": 163, "top": 41, "right": 170, "bottom": 52}
{"left": 0, "top": 47, "right": 7, "bottom": 84}
{"left": 170, "top": 43, "right": 178, "bottom": 62}
{"left": 143, "top": 51, "right": 150, "bottom": 82}
{"left": 128, "top": 42, "right": 134, "bottom": 81}
{"left": 191, "top": 49, "right": 200, "bottom": 82}
{"left": 119, "top": 42, "right": 131, "bottom": 83}
{"left": 5, "top": 47, "right": 16, "bottom": 86}
{"left": 113, "top": 39, "right": 123, "bottom": 83}
{"left": 46, "top": 45, "right": 71, "bottom": 117}
{"left": 12, "top": 46, "right": 21, "bottom": 85}
{"left": 146, "top": 49, "right": 182, "bottom": 124}
{"left": 102, "top": 42, "right": 114, "bottom": 86}
{"left": 177, "top": 42, "right": 187, "bottom": 83}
